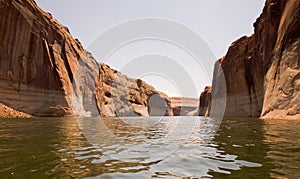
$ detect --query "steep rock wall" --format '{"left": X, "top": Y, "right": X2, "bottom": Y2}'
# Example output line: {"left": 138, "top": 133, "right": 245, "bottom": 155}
{"left": 198, "top": 86, "right": 212, "bottom": 117}
{"left": 262, "top": 0, "right": 300, "bottom": 119}
{"left": 0, "top": 0, "right": 173, "bottom": 117}
{"left": 209, "top": 0, "right": 300, "bottom": 119}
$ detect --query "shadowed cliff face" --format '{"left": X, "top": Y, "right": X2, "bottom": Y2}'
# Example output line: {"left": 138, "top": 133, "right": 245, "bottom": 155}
{"left": 212, "top": 36, "right": 264, "bottom": 117}
{"left": 198, "top": 86, "right": 211, "bottom": 117}
{"left": 207, "top": 0, "right": 300, "bottom": 119}
{"left": 0, "top": 0, "right": 173, "bottom": 117}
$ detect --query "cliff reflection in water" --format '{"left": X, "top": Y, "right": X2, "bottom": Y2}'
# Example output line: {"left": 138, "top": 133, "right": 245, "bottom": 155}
{"left": 210, "top": 117, "right": 272, "bottom": 178}
{"left": 1, "top": 117, "right": 299, "bottom": 178}
{"left": 54, "top": 117, "right": 261, "bottom": 178}
{"left": 263, "top": 119, "right": 300, "bottom": 179}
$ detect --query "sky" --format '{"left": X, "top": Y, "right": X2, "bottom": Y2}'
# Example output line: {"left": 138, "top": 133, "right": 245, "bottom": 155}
{"left": 35, "top": 0, "right": 265, "bottom": 98}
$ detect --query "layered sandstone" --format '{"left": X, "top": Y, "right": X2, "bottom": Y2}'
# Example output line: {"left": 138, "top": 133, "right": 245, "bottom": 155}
{"left": 207, "top": 0, "right": 300, "bottom": 119}
{"left": 96, "top": 64, "right": 173, "bottom": 117}
{"left": 170, "top": 97, "right": 199, "bottom": 116}
{"left": 0, "top": 0, "right": 173, "bottom": 117}
{"left": 0, "top": 0, "right": 100, "bottom": 117}
{"left": 261, "top": 0, "right": 300, "bottom": 119}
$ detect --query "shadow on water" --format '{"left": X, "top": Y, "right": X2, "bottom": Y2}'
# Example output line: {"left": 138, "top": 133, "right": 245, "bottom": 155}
{"left": 0, "top": 117, "right": 299, "bottom": 178}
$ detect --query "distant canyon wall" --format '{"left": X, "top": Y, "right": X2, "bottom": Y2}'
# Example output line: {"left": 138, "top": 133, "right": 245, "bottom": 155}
{"left": 202, "top": 0, "right": 300, "bottom": 119}
{"left": 0, "top": 0, "right": 172, "bottom": 117}
{"left": 170, "top": 97, "right": 199, "bottom": 116}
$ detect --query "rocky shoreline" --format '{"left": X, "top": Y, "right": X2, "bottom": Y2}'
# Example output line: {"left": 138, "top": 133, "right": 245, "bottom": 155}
{"left": 0, "top": 102, "right": 31, "bottom": 118}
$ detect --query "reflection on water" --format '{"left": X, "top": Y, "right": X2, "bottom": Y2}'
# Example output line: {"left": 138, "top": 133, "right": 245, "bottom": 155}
{"left": 0, "top": 117, "right": 299, "bottom": 178}
{"left": 263, "top": 119, "right": 300, "bottom": 179}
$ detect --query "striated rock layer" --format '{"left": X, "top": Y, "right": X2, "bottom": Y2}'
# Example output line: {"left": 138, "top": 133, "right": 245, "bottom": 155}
{"left": 208, "top": 0, "right": 300, "bottom": 119}
{"left": 0, "top": 0, "right": 99, "bottom": 117}
{"left": 0, "top": 0, "right": 173, "bottom": 117}
{"left": 170, "top": 97, "right": 199, "bottom": 116}
{"left": 95, "top": 64, "right": 173, "bottom": 117}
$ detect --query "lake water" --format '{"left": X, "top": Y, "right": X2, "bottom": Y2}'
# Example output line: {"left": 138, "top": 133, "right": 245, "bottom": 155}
{"left": 0, "top": 117, "right": 299, "bottom": 178}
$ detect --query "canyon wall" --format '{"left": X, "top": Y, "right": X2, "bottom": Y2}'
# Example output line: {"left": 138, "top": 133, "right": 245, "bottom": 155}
{"left": 170, "top": 97, "right": 199, "bottom": 116}
{"left": 95, "top": 64, "right": 173, "bottom": 117}
{"left": 0, "top": 0, "right": 172, "bottom": 117}
{"left": 208, "top": 0, "right": 300, "bottom": 119}
{"left": 198, "top": 86, "right": 211, "bottom": 116}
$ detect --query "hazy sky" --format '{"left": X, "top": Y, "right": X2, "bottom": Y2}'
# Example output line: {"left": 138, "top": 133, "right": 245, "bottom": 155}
{"left": 35, "top": 0, "right": 265, "bottom": 98}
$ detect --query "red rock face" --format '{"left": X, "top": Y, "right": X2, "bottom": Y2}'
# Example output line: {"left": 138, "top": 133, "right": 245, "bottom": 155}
{"left": 0, "top": 0, "right": 173, "bottom": 117}
{"left": 0, "top": 0, "right": 78, "bottom": 116}
{"left": 95, "top": 64, "right": 173, "bottom": 117}
{"left": 262, "top": 0, "right": 300, "bottom": 119}
{"left": 212, "top": 36, "right": 264, "bottom": 117}
{"left": 208, "top": 0, "right": 300, "bottom": 119}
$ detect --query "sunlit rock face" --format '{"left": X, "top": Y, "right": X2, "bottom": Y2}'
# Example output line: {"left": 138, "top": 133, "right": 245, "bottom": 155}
{"left": 0, "top": 0, "right": 95, "bottom": 117}
{"left": 95, "top": 64, "right": 173, "bottom": 117}
{"left": 0, "top": 102, "right": 32, "bottom": 118}
{"left": 203, "top": 0, "right": 300, "bottom": 119}
{"left": 261, "top": 0, "right": 300, "bottom": 119}
{"left": 0, "top": 0, "right": 173, "bottom": 117}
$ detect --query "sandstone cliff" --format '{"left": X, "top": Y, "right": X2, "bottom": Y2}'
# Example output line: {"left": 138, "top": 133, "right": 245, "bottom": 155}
{"left": 207, "top": 0, "right": 300, "bottom": 119}
{"left": 0, "top": 0, "right": 173, "bottom": 117}
{"left": 170, "top": 97, "right": 199, "bottom": 116}
{"left": 0, "top": 0, "right": 100, "bottom": 117}
{"left": 96, "top": 64, "right": 173, "bottom": 117}
{"left": 198, "top": 86, "right": 211, "bottom": 116}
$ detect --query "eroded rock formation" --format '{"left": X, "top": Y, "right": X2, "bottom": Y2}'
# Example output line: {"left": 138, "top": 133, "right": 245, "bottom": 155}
{"left": 96, "top": 64, "right": 173, "bottom": 117}
{"left": 0, "top": 0, "right": 173, "bottom": 117}
{"left": 261, "top": 0, "right": 300, "bottom": 119}
{"left": 205, "top": 0, "right": 300, "bottom": 119}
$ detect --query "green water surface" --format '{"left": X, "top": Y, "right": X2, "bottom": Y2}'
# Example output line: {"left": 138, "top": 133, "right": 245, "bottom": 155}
{"left": 0, "top": 117, "right": 299, "bottom": 178}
